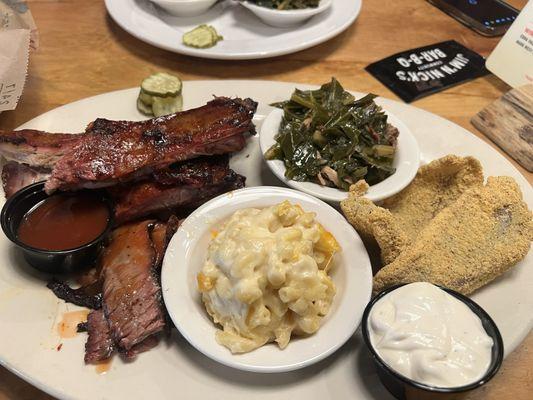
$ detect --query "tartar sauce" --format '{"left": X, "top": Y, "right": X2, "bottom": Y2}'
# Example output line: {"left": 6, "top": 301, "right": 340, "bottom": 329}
{"left": 368, "top": 282, "right": 493, "bottom": 388}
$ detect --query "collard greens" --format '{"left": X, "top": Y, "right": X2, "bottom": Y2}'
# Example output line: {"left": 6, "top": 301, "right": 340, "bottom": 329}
{"left": 247, "top": 0, "right": 320, "bottom": 10}
{"left": 265, "top": 78, "right": 398, "bottom": 190}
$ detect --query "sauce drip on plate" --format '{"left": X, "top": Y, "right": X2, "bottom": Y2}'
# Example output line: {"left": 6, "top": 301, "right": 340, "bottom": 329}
{"left": 57, "top": 310, "right": 90, "bottom": 339}
{"left": 17, "top": 194, "right": 109, "bottom": 251}
{"left": 95, "top": 359, "right": 112, "bottom": 374}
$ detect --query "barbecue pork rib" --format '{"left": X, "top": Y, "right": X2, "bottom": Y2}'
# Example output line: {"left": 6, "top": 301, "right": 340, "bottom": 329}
{"left": 0, "top": 129, "right": 81, "bottom": 168}
{"left": 109, "top": 156, "right": 245, "bottom": 224}
{"left": 1, "top": 161, "right": 50, "bottom": 198}
{"left": 101, "top": 220, "right": 166, "bottom": 351}
{"left": 3, "top": 157, "right": 245, "bottom": 224}
{"left": 45, "top": 97, "right": 257, "bottom": 193}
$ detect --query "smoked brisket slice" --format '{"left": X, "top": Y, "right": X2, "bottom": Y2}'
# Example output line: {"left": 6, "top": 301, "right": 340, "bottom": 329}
{"left": 150, "top": 217, "right": 180, "bottom": 270}
{"left": 101, "top": 220, "right": 166, "bottom": 351}
{"left": 121, "top": 335, "right": 161, "bottom": 361}
{"left": 84, "top": 309, "right": 115, "bottom": 364}
{"left": 47, "top": 279, "right": 103, "bottom": 310}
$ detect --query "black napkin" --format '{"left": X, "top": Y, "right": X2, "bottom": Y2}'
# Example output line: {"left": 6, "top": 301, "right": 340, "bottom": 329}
{"left": 366, "top": 40, "right": 489, "bottom": 103}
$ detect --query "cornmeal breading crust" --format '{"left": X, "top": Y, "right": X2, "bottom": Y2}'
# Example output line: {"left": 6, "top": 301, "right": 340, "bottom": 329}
{"left": 341, "top": 155, "right": 532, "bottom": 296}
{"left": 373, "top": 176, "right": 533, "bottom": 295}
{"left": 341, "top": 195, "right": 410, "bottom": 265}
{"left": 382, "top": 155, "right": 484, "bottom": 241}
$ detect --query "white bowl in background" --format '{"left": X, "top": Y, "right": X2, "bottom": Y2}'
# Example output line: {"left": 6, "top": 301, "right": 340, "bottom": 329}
{"left": 151, "top": 0, "right": 218, "bottom": 17}
{"left": 259, "top": 105, "right": 420, "bottom": 203}
{"left": 161, "top": 186, "right": 373, "bottom": 373}
{"left": 239, "top": 0, "right": 332, "bottom": 28}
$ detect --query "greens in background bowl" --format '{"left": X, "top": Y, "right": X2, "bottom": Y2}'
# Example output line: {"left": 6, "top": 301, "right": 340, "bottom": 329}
{"left": 239, "top": 0, "right": 331, "bottom": 27}
{"left": 247, "top": 0, "right": 320, "bottom": 10}
{"left": 265, "top": 78, "right": 399, "bottom": 191}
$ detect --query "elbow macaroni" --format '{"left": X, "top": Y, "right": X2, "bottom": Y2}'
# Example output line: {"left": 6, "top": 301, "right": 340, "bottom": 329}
{"left": 198, "top": 201, "right": 340, "bottom": 353}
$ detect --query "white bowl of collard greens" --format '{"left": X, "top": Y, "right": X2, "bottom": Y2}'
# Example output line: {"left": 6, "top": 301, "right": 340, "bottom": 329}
{"left": 259, "top": 78, "right": 420, "bottom": 203}
{"left": 240, "top": 0, "right": 332, "bottom": 28}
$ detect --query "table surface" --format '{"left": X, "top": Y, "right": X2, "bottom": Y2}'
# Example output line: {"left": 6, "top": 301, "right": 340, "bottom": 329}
{"left": 0, "top": 0, "right": 531, "bottom": 399}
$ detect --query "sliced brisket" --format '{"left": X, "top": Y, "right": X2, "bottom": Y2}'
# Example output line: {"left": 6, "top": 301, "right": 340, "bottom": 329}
{"left": 47, "top": 279, "right": 103, "bottom": 310}
{"left": 84, "top": 309, "right": 115, "bottom": 364}
{"left": 101, "top": 220, "right": 165, "bottom": 351}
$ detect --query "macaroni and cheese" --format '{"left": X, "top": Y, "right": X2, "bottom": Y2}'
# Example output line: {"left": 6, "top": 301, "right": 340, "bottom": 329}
{"left": 198, "top": 201, "right": 340, "bottom": 353}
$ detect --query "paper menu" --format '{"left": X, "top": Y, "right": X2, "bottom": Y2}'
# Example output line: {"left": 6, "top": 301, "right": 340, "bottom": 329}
{"left": 486, "top": 1, "right": 533, "bottom": 88}
{"left": 0, "top": 0, "right": 37, "bottom": 113}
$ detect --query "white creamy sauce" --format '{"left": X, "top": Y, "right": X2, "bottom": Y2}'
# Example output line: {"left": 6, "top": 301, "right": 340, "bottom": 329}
{"left": 368, "top": 282, "right": 493, "bottom": 388}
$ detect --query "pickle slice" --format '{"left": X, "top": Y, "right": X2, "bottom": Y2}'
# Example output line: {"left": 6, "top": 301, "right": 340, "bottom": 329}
{"left": 138, "top": 90, "right": 154, "bottom": 106}
{"left": 141, "top": 72, "right": 182, "bottom": 97}
{"left": 152, "top": 95, "right": 183, "bottom": 117}
{"left": 183, "top": 25, "right": 223, "bottom": 49}
{"left": 137, "top": 97, "right": 154, "bottom": 116}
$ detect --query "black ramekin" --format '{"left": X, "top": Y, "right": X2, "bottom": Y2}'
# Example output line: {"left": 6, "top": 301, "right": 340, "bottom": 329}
{"left": 1, "top": 181, "right": 114, "bottom": 274}
{"left": 361, "top": 283, "right": 504, "bottom": 400}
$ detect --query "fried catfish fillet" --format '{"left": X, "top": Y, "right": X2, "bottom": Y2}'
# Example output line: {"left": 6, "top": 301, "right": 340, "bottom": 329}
{"left": 341, "top": 155, "right": 484, "bottom": 264}
{"left": 373, "top": 176, "right": 533, "bottom": 295}
{"left": 381, "top": 155, "right": 484, "bottom": 241}
{"left": 341, "top": 189, "right": 410, "bottom": 265}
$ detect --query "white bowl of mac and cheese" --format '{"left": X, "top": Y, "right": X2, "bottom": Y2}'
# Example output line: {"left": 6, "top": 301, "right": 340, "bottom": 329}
{"left": 161, "top": 186, "right": 373, "bottom": 373}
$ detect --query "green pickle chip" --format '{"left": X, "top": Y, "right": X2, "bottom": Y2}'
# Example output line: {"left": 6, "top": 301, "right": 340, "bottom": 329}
{"left": 183, "top": 25, "right": 223, "bottom": 49}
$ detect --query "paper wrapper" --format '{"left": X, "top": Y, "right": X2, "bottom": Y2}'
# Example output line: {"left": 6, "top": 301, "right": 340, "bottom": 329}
{"left": 0, "top": 1, "right": 38, "bottom": 112}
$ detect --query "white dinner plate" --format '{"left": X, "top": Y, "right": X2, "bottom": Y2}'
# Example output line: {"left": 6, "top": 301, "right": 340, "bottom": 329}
{"left": 259, "top": 108, "right": 420, "bottom": 203}
{"left": 0, "top": 80, "right": 531, "bottom": 400}
{"left": 162, "top": 186, "right": 373, "bottom": 372}
{"left": 104, "top": 0, "right": 362, "bottom": 59}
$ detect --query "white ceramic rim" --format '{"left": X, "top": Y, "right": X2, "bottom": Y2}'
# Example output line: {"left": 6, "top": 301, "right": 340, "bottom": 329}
{"left": 161, "top": 186, "right": 373, "bottom": 373}
{"left": 259, "top": 107, "right": 420, "bottom": 203}
{"left": 150, "top": 0, "right": 218, "bottom": 16}
{"left": 104, "top": 0, "right": 362, "bottom": 60}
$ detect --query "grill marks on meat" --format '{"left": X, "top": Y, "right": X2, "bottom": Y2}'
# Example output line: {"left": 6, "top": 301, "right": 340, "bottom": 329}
{"left": 1, "top": 162, "right": 50, "bottom": 198}
{"left": 0, "top": 129, "right": 81, "bottom": 168}
{"left": 84, "top": 309, "right": 115, "bottom": 364}
{"left": 45, "top": 97, "right": 257, "bottom": 193}
{"left": 109, "top": 156, "right": 245, "bottom": 224}
{"left": 101, "top": 220, "right": 165, "bottom": 351}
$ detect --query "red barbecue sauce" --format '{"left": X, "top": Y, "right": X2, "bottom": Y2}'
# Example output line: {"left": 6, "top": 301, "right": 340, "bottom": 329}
{"left": 17, "top": 194, "right": 109, "bottom": 251}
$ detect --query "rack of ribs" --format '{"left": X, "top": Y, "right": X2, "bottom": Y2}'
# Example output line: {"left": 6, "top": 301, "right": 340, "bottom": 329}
{"left": 45, "top": 97, "right": 256, "bottom": 193}
{"left": 0, "top": 97, "right": 256, "bottom": 193}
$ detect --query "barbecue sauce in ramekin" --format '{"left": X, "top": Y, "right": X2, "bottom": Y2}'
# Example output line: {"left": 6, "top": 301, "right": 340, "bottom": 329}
{"left": 17, "top": 193, "right": 110, "bottom": 251}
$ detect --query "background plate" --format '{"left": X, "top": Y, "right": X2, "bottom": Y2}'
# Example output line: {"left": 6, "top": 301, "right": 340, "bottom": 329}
{"left": 0, "top": 80, "right": 531, "bottom": 400}
{"left": 105, "top": 0, "right": 362, "bottom": 60}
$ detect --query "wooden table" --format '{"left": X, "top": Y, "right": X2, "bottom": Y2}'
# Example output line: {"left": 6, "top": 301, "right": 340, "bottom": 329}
{"left": 0, "top": 0, "right": 531, "bottom": 399}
